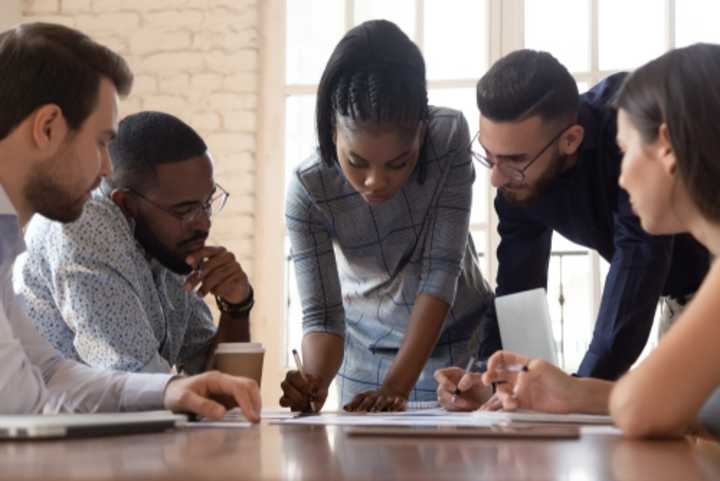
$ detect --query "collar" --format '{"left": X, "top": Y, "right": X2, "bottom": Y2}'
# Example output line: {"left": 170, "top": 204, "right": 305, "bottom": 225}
{"left": 0, "top": 184, "right": 18, "bottom": 217}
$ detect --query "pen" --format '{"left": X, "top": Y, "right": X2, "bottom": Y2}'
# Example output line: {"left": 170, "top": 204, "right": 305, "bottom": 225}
{"left": 451, "top": 355, "right": 476, "bottom": 403}
{"left": 450, "top": 359, "right": 529, "bottom": 403}
{"left": 292, "top": 349, "right": 319, "bottom": 413}
{"left": 474, "top": 361, "right": 529, "bottom": 374}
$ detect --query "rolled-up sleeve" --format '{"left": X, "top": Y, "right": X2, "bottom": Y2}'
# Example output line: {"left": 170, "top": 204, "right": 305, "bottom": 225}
{"left": 417, "top": 115, "right": 474, "bottom": 305}
{"left": 285, "top": 172, "right": 345, "bottom": 338}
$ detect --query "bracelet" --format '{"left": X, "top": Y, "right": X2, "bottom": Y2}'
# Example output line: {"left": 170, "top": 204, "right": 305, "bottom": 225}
{"left": 215, "top": 286, "right": 254, "bottom": 317}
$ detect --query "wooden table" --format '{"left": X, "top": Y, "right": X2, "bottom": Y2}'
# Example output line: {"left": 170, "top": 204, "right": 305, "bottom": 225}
{"left": 1, "top": 422, "right": 719, "bottom": 481}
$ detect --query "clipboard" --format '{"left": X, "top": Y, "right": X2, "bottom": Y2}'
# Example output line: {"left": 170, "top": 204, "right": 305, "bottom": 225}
{"left": 343, "top": 424, "right": 580, "bottom": 439}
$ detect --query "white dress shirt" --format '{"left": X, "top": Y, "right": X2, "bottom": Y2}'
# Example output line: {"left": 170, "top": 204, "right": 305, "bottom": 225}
{"left": 0, "top": 186, "right": 171, "bottom": 414}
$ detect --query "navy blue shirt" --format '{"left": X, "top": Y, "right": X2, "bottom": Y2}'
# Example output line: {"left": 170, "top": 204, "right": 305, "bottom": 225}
{"left": 494, "top": 73, "right": 710, "bottom": 380}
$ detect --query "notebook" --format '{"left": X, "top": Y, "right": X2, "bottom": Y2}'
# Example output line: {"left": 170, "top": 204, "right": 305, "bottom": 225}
{"left": 0, "top": 410, "right": 187, "bottom": 440}
{"left": 494, "top": 288, "right": 559, "bottom": 364}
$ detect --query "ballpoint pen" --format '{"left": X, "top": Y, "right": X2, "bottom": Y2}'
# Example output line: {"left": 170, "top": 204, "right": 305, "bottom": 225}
{"left": 451, "top": 358, "right": 529, "bottom": 403}
{"left": 451, "top": 356, "right": 476, "bottom": 403}
{"left": 292, "top": 349, "right": 319, "bottom": 413}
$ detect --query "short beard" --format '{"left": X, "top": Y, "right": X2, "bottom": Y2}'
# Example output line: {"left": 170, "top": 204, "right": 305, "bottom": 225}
{"left": 500, "top": 152, "right": 570, "bottom": 205}
{"left": 24, "top": 169, "right": 88, "bottom": 223}
{"left": 133, "top": 216, "right": 194, "bottom": 275}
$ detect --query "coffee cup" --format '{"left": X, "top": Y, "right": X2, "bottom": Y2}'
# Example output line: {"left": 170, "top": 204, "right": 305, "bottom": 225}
{"left": 210, "top": 342, "right": 265, "bottom": 386}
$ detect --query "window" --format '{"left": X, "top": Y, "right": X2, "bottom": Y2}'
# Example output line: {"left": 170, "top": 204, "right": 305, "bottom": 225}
{"left": 523, "top": 0, "right": 713, "bottom": 371}
{"left": 257, "top": 2, "right": 712, "bottom": 401}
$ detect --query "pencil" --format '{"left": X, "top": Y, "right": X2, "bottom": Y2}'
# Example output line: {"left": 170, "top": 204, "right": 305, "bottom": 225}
{"left": 292, "top": 349, "right": 319, "bottom": 413}
{"left": 452, "top": 355, "right": 476, "bottom": 398}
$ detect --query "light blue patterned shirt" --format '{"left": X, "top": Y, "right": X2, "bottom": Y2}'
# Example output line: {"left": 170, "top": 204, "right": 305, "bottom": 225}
{"left": 286, "top": 107, "right": 500, "bottom": 403}
{"left": 14, "top": 188, "right": 216, "bottom": 374}
{"left": 0, "top": 185, "right": 170, "bottom": 414}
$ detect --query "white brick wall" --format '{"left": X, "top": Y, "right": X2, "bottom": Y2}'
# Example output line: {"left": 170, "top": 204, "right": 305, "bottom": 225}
{"left": 21, "top": 0, "right": 259, "bottom": 287}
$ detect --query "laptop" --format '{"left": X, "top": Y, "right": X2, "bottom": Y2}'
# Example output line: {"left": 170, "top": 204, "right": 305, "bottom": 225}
{"left": 494, "top": 288, "right": 558, "bottom": 365}
{"left": 0, "top": 410, "right": 187, "bottom": 440}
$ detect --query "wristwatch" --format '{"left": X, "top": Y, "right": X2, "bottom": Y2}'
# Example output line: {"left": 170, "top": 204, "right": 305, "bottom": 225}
{"left": 215, "top": 286, "right": 254, "bottom": 317}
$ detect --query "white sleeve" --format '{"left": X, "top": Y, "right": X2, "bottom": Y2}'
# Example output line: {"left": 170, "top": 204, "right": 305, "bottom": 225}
{"left": 1, "top": 273, "right": 171, "bottom": 414}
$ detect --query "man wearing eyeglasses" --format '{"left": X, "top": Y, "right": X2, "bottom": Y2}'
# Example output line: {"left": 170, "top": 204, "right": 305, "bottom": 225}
{"left": 471, "top": 50, "right": 709, "bottom": 382}
{"left": 14, "top": 111, "right": 253, "bottom": 375}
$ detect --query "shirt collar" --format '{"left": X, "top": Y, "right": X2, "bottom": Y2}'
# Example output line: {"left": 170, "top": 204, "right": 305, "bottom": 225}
{"left": 0, "top": 186, "right": 25, "bottom": 266}
{"left": 0, "top": 184, "right": 18, "bottom": 216}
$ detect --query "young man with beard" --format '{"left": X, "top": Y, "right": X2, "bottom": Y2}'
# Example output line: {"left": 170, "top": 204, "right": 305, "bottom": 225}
{"left": 0, "top": 22, "right": 260, "bottom": 419}
{"left": 437, "top": 50, "right": 709, "bottom": 400}
{"left": 15, "top": 110, "right": 253, "bottom": 374}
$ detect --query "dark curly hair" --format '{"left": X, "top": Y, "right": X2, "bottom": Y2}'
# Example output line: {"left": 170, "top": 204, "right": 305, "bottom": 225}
{"left": 315, "top": 20, "right": 429, "bottom": 168}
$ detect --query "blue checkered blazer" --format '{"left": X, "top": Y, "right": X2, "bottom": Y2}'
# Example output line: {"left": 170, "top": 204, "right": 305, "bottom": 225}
{"left": 286, "top": 107, "right": 499, "bottom": 403}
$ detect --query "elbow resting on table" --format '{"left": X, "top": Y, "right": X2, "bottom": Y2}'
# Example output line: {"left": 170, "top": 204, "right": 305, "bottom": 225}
{"left": 609, "top": 382, "right": 687, "bottom": 439}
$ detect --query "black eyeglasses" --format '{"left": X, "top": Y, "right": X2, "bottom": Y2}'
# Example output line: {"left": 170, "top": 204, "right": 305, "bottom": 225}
{"left": 127, "top": 184, "right": 229, "bottom": 227}
{"left": 470, "top": 124, "right": 573, "bottom": 183}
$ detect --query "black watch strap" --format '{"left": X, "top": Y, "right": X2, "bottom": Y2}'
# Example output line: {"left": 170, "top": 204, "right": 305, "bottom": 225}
{"left": 216, "top": 286, "right": 254, "bottom": 317}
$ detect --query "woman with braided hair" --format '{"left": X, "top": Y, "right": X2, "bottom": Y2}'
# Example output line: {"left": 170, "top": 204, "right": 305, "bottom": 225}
{"left": 280, "top": 20, "right": 499, "bottom": 412}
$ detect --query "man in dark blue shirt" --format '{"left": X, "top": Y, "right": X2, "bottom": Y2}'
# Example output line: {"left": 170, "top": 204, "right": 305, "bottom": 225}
{"left": 474, "top": 50, "right": 709, "bottom": 380}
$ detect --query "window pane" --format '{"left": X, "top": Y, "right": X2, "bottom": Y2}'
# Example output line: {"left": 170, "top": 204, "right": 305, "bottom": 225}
{"left": 285, "top": 239, "right": 302, "bottom": 359}
{"left": 428, "top": 88, "right": 487, "bottom": 225}
{"left": 285, "top": 95, "right": 318, "bottom": 191}
{"left": 354, "top": 0, "right": 416, "bottom": 39}
{"left": 525, "top": 0, "right": 590, "bottom": 73}
{"left": 676, "top": 0, "right": 720, "bottom": 47}
{"left": 286, "top": 0, "right": 345, "bottom": 84}
{"left": 547, "top": 251, "right": 593, "bottom": 372}
{"left": 424, "top": 0, "right": 488, "bottom": 80}
{"left": 549, "top": 232, "right": 590, "bottom": 371}
{"left": 599, "top": 0, "right": 665, "bottom": 71}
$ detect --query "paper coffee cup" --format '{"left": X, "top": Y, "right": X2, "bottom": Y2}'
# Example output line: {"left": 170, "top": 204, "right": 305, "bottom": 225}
{"left": 211, "top": 342, "right": 265, "bottom": 386}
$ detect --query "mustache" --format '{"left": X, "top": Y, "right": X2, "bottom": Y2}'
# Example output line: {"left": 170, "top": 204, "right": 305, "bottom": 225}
{"left": 178, "top": 231, "right": 209, "bottom": 248}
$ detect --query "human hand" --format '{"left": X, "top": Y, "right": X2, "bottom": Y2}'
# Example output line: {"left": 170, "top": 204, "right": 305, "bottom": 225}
{"left": 184, "top": 246, "right": 251, "bottom": 304}
{"left": 279, "top": 370, "right": 328, "bottom": 413}
{"left": 434, "top": 367, "right": 492, "bottom": 411}
{"left": 481, "top": 350, "right": 578, "bottom": 414}
{"left": 164, "top": 371, "right": 261, "bottom": 422}
{"left": 343, "top": 387, "right": 408, "bottom": 413}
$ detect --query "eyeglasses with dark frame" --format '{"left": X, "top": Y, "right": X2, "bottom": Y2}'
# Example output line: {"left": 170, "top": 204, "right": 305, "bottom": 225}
{"left": 470, "top": 124, "right": 574, "bottom": 184}
{"left": 126, "top": 183, "right": 230, "bottom": 227}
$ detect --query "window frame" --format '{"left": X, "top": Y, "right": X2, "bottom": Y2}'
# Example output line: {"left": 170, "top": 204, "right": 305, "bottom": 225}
{"left": 256, "top": 0, "right": 686, "bottom": 398}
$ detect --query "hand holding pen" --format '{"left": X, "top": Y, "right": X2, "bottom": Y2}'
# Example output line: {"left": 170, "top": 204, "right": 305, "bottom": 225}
{"left": 452, "top": 357, "right": 528, "bottom": 402}
{"left": 278, "top": 349, "right": 327, "bottom": 414}
{"left": 434, "top": 354, "right": 530, "bottom": 411}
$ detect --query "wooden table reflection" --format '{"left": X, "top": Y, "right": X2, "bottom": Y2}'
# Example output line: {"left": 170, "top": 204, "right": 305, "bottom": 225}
{"left": 1, "top": 423, "right": 719, "bottom": 481}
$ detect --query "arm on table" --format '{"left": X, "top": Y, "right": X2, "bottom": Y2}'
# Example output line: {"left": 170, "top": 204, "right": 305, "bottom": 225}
{"left": 610, "top": 261, "right": 720, "bottom": 438}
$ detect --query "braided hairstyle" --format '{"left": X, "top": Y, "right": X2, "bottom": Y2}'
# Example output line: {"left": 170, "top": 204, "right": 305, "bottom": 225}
{"left": 316, "top": 20, "right": 429, "bottom": 176}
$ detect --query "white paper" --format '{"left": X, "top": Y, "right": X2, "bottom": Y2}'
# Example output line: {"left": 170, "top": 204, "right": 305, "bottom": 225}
{"left": 473, "top": 409, "right": 613, "bottom": 425}
{"left": 580, "top": 425, "right": 624, "bottom": 436}
{"left": 180, "top": 421, "right": 253, "bottom": 429}
{"left": 272, "top": 409, "right": 497, "bottom": 428}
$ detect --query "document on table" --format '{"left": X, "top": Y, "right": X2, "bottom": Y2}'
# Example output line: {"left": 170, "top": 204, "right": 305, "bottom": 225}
{"left": 472, "top": 409, "right": 613, "bottom": 425}
{"left": 272, "top": 409, "right": 497, "bottom": 428}
{"left": 181, "top": 408, "right": 299, "bottom": 428}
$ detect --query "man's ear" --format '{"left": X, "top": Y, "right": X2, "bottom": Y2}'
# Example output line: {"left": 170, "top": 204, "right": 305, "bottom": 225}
{"left": 657, "top": 123, "right": 677, "bottom": 175}
{"left": 31, "top": 104, "right": 68, "bottom": 152}
{"left": 110, "top": 188, "right": 139, "bottom": 219}
{"left": 560, "top": 124, "right": 585, "bottom": 156}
